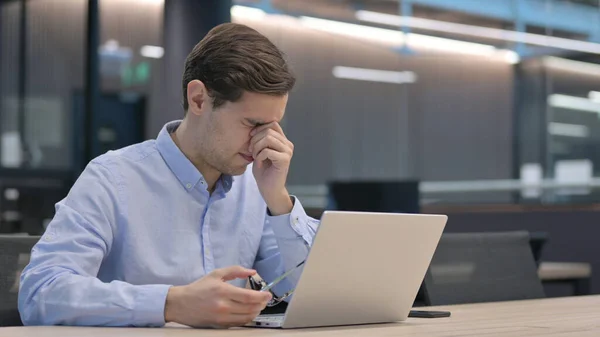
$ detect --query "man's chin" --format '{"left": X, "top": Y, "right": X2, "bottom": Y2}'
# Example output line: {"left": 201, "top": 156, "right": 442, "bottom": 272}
{"left": 222, "top": 164, "right": 250, "bottom": 176}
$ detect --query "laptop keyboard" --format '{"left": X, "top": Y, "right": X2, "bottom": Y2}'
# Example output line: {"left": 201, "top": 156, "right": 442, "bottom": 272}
{"left": 254, "top": 314, "right": 285, "bottom": 322}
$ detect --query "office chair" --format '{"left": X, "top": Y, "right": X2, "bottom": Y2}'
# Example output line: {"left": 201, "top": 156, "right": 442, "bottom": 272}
{"left": 528, "top": 231, "right": 549, "bottom": 268}
{"left": 423, "top": 231, "right": 545, "bottom": 306}
{"left": 0, "top": 235, "right": 40, "bottom": 326}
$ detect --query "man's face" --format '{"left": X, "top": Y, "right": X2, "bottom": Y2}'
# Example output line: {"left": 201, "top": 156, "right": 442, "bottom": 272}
{"left": 198, "top": 91, "right": 288, "bottom": 176}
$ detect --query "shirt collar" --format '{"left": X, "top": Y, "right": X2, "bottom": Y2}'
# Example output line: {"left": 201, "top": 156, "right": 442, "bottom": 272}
{"left": 156, "top": 120, "right": 233, "bottom": 193}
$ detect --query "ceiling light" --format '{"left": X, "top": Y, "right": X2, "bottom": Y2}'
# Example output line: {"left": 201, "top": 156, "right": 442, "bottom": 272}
{"left": 548, "top": 94, "right": 600, "bottom": 114}
{"left": 502, "top": 50, "right": 521, "bottom": 64}
{"left": 135, "top": 0, "right": 164, "bottom": 4}
{"left": 589, "top": 91, "right": 600, "bottom": 102}
{"left": 299, "top": 16, "right": 516, "bottom": 63}
{"left": 230, "top": 5, "right": 266, "bottom": 20}
{"left": 357, "top": 10, "right": 600, "bottom": 54}
{"left": 140, "top": 45, "right": 164, "bottom": 59}
{"left": 299, "top": 16, "right": 404, "bottom": 46}
{"left": 231, "top": 6, "right": 517, "bottom": 63}
{"left": 548, "top": 122, "right": 590, "bottom": 138}
{"left": 332, "top": 66, "right": 417, "bottom": 84}
{"left": 405, "top": 33, "right": 495, "bottom": 56}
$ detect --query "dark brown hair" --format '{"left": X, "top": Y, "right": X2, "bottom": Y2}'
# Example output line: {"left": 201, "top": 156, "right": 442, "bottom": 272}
{"left": 182, "top": 23, "right": 296, "bottom": 112}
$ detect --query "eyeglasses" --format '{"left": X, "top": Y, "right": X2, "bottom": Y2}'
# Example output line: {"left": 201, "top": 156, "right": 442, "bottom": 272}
{"left": 248, "top": 260, "right": 305, "bottom": 307}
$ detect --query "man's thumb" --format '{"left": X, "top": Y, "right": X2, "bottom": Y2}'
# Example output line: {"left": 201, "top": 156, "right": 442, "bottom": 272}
{"left": 211, "top": 266, "right": 256, "bottom": 281}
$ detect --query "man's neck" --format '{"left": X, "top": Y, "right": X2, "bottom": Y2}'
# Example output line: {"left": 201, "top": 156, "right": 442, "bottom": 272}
{"left": 171, "top": 121, "right": 220, "bottom": 193}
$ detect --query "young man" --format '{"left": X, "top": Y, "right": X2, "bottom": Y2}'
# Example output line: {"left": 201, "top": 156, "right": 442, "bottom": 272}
{"left": 18, "top": 23, "right": 319, "bottom": 328}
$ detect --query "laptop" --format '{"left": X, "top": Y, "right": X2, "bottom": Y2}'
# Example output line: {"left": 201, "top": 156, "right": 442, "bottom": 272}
{"left": 247, "top": 211, "right": 447, "bottom": 329}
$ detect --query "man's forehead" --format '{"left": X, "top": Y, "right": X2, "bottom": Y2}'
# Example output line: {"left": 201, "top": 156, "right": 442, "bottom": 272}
{"left": 238, "top": 93, "right": 287, "bottom": 123}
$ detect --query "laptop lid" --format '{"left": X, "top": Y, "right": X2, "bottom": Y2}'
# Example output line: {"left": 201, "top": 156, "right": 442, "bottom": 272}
{"left": 280, "top": 211, "right": 447, "bottom": 328}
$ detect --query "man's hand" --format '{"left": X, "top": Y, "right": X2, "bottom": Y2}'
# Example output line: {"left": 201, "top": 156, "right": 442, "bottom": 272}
{"left": 249, "top": 122, "right": 294, "bottom": 216}
{"left": 164, "top": 266, "right": 272, "bottom": 328}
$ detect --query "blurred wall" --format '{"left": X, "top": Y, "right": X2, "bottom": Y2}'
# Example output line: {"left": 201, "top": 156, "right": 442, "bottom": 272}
{"left": 0, "top": 1, "right": 21, "bottom": 138}
{"left": 516, "top": 59, "right": 546, "bottom": 172}
{"left": 234, "top": 17, "right": 515, "bottom": 199}
{"left": 2, "top": 2, "right": 516, "bottom": 199}
{"left": 151, "top": 0, "right": 231, "bottom": 138}
{"left": 546, "top": 67, "right": 600, "bottom": 174}
{"left": 1, "top": 0, "right": 86, "bottom": 170}
{"left": 1, "top": 0, "right": 163, "bottom": 170}
{"left": 517, "top": 57, "right": 600, "bottom": 197}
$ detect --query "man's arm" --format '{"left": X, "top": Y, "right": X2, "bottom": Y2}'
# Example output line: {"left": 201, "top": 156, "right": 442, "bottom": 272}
{"left": 253, "top": 196, "right": 319, "bottom": 296}
{"left": 18, "top": 161, "right": 170, "bottom": 326}
{"left": 248, "top": 121, "right": 320, "bottom": 295}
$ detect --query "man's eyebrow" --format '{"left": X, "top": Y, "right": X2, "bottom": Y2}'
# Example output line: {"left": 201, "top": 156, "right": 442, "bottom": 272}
{"left": 245, "top": 118, "right": 266, "bottom": 126}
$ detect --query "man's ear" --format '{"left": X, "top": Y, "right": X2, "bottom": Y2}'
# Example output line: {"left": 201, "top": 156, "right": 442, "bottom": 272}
{"left": 187, "top": 80, "right": 210, "bottom": 116}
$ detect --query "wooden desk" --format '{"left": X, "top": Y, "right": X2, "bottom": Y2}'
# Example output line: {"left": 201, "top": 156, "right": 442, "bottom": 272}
{"left": 1, "top": 295, "right": 599, "bottom": 337}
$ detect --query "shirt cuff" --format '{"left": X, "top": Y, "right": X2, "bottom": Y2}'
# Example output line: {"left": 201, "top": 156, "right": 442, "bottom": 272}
{"left": 267, "top": 196, "right": 311, "bottom": 242}
{"left": 133, "top": 284, "right": 171, "bottom": 327}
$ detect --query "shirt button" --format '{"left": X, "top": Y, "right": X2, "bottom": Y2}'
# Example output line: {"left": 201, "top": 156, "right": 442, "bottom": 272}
{"left": 186, "top": 183, "right": 192, "bottom": 189}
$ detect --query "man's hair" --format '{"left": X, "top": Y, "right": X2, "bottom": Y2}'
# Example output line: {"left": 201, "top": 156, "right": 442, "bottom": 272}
{"left": 182, "top": 23, "right": 296, "bottom": 112}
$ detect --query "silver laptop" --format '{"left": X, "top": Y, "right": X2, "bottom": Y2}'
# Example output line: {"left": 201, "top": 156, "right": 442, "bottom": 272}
{"left": 247, "top": 211, "right": 447, "bottom": 329}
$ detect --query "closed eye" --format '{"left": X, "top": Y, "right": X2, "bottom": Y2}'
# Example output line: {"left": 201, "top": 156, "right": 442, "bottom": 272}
{"left": 245, "top": 118, "right": 266, "bottom": 127}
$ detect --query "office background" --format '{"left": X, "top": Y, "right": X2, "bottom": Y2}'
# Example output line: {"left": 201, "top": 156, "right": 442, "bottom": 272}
{"left": 1, "top": 0, "right": 599, "bottom": 295}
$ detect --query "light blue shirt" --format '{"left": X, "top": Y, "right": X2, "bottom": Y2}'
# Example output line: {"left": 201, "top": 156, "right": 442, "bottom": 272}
{"left": 18, "top": 120, "right": 319, "bottom": 327}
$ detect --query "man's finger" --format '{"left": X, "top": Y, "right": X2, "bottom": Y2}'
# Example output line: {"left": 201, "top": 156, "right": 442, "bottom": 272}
{"left": 252, "top": 135, "right": 290, "bottom": 159}
{"left": 232, "top": 313, "right": 263, "bottom": 324}
{"left": 227, "top": 284, "right": 272, "bottom": 304}
{"left": 249, "top": 128, "right": 289, "bottom": 153}
{"left": 250, "top": 122, "right": 284, "bottom": 137}
{"left": 255, "top": 149, "right": 289, "bottom": 169}
{"left": 227, "top": 300, "right": 267, "bottom": 315}
{"left": 210, "top": 266, "right": 256, "bottom": 281}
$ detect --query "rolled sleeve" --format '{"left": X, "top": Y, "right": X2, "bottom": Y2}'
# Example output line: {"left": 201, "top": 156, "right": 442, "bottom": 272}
{"left": 267, "top": 196, "right": 318, "bottom": 245}
{"left": 256, "top": 196, "right": 320, "bottom": 298}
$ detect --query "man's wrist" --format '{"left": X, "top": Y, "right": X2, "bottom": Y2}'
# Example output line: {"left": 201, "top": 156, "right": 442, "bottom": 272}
{"left": 164, "top": 286, "right": 183, "bottom": 323}
{"left": 266, "top": 191, "right": 294, "bottom": 216}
